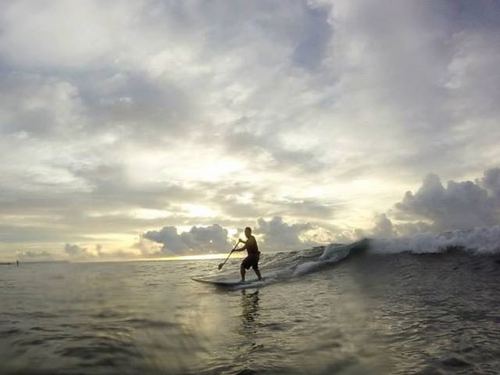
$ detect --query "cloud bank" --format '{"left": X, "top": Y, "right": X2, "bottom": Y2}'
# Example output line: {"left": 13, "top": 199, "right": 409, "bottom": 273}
{"left": 142, "top": 217, "right": 322, "bottom": 254}
{"left": 143, "top": 224, "right": 230, "bottom": 254}
{"left": 373, "top": 167, "right": 500, "bottom": 237}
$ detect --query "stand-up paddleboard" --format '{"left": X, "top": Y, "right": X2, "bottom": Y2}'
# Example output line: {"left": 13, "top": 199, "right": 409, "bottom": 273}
{"left": 192, "top": 277, "right": 265, "bottom": 288}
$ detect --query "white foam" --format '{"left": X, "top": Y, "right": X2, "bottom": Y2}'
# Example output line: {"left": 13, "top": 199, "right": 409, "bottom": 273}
{"left": 293, "top": 244, "right": 352, "bottom": 276}
{"left": 293, "top": 260, "right": 321, "bottom": 276}
{"left": 370, "top": 226, "right": 500, "bottom": 255}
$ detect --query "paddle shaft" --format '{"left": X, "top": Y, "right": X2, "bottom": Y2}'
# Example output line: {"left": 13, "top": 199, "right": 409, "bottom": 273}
{"left": 218, "top": 241, "right": 239, "bottom": 269}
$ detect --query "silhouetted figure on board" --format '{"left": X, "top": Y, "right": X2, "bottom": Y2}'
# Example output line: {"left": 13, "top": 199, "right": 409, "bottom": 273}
{"left": 233, "top": 227, "right": 262, "bottom": 282}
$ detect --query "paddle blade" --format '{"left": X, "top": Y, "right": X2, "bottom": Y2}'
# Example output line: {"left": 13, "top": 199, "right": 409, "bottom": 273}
{"left": 218, "top": 263, "right": 224, "bottom": 270}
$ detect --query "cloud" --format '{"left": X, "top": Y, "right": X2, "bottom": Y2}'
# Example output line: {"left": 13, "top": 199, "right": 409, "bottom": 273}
{"left": 143, "top": 224, "right": 230, "bottom": 254}
{"left": 371, "top": 167, "right": 500, "bottom": 237}
{"left": 394, "top": 171, "right": 499, "bottom": 231}
{"left": 17, "top": 250, "right": 54, "bottom": 262}
{"left": 224, "top": 127, "right": 326, "bottom": 174}
{"left": 64, "top": 243, "right": 95, "bottom": 258}
{"left": 63, "top": 243, "right": 140, "bottom": 259}
{"left": 256, "top": 216, "right": 315, "bottom": 251}
{"left": 0, "top": 73, "right": 84, "bottom": 137}
{"left": 141, "top": 216, "right": 330, "bottom": 254}
{"left": 371, "top": 214, "right": 396, "bottom": 238}
{"left": 482, "top": 168, "right": 500, "bottom": 199}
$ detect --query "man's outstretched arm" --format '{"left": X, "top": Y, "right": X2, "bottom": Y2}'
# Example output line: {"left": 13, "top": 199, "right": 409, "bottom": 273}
{"left": 233, "top": 239, "right": 247, "bottom": 252}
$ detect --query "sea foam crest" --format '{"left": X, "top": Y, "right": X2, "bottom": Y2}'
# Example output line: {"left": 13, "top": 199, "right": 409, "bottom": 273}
{"left": 292, "top": 244, "right": 352, "bottom": 276}
{"left": 370, "top": 226, "right": 500, "bottom": 255}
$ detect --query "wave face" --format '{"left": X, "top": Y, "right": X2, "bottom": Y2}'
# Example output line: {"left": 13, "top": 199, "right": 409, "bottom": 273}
{"left": 212, "top": 239, "right": 369, "bottom": 289}
{"left": 261, "top": 239, "right": 368, "bottom": 278}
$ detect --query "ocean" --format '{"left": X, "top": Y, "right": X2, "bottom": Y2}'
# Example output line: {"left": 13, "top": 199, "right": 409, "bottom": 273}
{"left": 1, "top": 233, "right": 500, "bottom": 374}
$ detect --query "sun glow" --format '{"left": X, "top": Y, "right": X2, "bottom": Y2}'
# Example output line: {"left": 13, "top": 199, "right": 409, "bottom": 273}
{"left": 182, "top": 204, "right": 218, "bottom": 218}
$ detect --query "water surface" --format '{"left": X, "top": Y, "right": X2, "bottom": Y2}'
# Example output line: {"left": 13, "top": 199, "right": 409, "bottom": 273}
{"left": 1, "top": 246, "right": 499, "bottom": 374}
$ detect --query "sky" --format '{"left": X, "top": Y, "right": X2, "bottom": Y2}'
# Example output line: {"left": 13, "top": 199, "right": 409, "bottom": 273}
{"left": 1, "top": 0, "right": 500, "bottom": 261}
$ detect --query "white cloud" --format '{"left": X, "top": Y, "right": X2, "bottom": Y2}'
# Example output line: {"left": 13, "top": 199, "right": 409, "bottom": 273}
{"left": 371, "top": 168, "right": 500, "bottom": 237}
{"left": 17, "top": 250, "right": 54, "bottom": 262}
{"left": 63, "top": 243, "right": 140, "bottom": 260}
{"left": 256, "top": 216, "right": 316, "bottom": 251}
{"left": 0, "top": 73, "right": 84, "bottom": 136}
{"left": 64, "top": 243, "right": 95, "bottom": 258}
{"left": 143, "top": 224, "right": 230, "bottom": 254}
{"left": 141, "top": 216, "right": 330, "bottom": 254}
{"left": 0, "top": 1, "right": 136, "bottom": 68}
{"left": 482, "top": 168, "right": 500, "bottom": 199}
{"left": 372, "top": 214, "right": 396, "bottom": 238}
{"left": 394, "top": 171, "right": 499, "bottom": 231}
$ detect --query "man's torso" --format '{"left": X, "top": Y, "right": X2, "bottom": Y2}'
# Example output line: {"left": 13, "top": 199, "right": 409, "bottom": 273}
{"left": 246, "top": 235, "right": 259, "bottom": 256}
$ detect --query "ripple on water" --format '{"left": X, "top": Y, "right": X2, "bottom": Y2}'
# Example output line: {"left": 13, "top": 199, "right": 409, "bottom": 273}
{"left": 122, "top": 317, "right": 177, "bottom": 329}
{"left": 0, "top": 328, "right": 22, "bottom": 336}
{"left": 258, "top": 322, "right": 289, "bottom": 331}
{"left": 440, "top": 356, "right": 471, "bottom": 368}
{"left": 57, "top": 338, "right": 141, "bottom": 361}
{"left": 90, "top": 310, "right": 124, "bottom": 319}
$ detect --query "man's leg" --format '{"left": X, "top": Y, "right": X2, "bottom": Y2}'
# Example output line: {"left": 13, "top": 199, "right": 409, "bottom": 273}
{"left": 253, "top": 263, "right": 262, "bottom": 280}
{"left": 254, "top": 269, "right": 262, "bottom": 281}
{"left": 240, "top": 264, "right": 246, "bottom": 282}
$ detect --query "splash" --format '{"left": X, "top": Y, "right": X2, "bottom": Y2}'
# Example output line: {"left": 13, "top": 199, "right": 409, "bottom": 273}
{"left": 370, "top": 226, "right": 500, "bottom": 255}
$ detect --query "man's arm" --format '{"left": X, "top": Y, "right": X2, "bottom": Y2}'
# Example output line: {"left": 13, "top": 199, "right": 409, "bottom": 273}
{"left": 233, "top": 239, "right": 247, "bottom": 252}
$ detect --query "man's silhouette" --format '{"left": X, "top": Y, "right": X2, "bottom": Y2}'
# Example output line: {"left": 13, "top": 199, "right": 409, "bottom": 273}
{"left": 233, "top": 227, "right": 262, "bottom": 282}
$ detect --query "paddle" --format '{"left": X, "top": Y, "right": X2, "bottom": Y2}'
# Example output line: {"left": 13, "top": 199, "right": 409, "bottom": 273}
{"left": 218, "top": 241, "right": 239, "bottom": 270}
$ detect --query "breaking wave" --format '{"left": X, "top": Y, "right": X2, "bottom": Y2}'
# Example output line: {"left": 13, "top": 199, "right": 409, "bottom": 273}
{"left": 370, "top": 225, "right": 500, "bottom": 255}
{"left": 211, "top": 226, "right": 500, "bottom": 289}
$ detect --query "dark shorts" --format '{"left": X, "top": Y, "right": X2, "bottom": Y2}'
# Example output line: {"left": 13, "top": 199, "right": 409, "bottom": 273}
{"left": 241, "top": 253, "right": 260, "bottom": 270}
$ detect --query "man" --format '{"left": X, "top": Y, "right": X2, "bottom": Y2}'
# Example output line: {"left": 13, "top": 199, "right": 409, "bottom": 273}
{"left": 233, "top": 227, "right": 262, "bottom": 282}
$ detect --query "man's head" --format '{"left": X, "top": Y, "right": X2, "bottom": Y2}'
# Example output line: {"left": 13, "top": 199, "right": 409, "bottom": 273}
{"left": 244, "top": 227, "right": 252, "bottom": 238}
